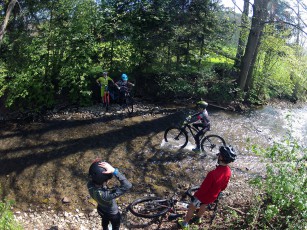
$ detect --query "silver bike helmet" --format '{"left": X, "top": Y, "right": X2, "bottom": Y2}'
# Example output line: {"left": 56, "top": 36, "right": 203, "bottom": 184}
{"left": 219, "top": 145, "right": 237, "bottom": 163}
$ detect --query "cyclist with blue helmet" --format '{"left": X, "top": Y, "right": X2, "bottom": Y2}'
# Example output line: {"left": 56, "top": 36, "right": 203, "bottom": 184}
{"left": 116, "top": 73, "right": 135, "bottom": 104}
{"left": 96, "top": 71, "right": 120, "bottom": 103}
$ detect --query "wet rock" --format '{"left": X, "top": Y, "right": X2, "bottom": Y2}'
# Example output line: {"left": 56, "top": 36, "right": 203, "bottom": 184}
{"left": 61, "top": 197, "right": 70, "bottom": 204}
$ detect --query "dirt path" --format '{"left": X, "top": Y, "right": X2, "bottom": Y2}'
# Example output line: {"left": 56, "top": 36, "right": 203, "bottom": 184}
{"left": 0, "top": 103, "right": 259, "bottom": 229}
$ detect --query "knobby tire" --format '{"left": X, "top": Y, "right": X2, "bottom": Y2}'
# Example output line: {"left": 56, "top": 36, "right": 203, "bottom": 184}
{"left": 200, "top": 135, "right": 226, "bottom": 155}
{"left": 164, "top": 127, "right": 188, "bottom": 148}
{"left": 125, "top": 96, "right": 133, "bottom": 114}
{"left": 128, "top": 197, "right": 171, "bottom": 218}
{"left": 103, "top": 92, "right": 110, "bottom": 111}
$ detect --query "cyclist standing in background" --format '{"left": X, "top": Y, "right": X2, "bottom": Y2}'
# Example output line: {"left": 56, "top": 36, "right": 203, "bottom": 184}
{"left": 116, "top": 73, "right": 135, "bottom": 105}
{"left": 88, "top": 160, "right": 132, "bottom": 230}
{"left": 189, "top": 101, "right": 211, "bottom": 153}
{"left": 96, "top": 71, "right": 119, "bottom": 104}
{"left": 178, "top": 146, "right": 237, "bottom": 229}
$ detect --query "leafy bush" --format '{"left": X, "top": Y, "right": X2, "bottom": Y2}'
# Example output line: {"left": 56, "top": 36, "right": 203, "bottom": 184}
{"left": 249, "top": 136, "right": 306, "bottom": 229}
{"left": 0, "top": 195, "right": 22, "bottom": 230}
{"left": 250, "top": 26, "right": 307, "bottom": 103}
{"left": 156, "top": 66, "right": 238, "bottom": 102}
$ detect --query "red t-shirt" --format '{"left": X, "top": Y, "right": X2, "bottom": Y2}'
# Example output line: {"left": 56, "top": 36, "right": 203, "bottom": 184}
{"left": 194, "top": 165, "right": 231, "bottom": 204}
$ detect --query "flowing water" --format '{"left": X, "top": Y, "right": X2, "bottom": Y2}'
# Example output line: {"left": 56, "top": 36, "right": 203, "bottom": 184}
{"left": 162, "top": 103, "right": 307, "bottom": 152}
{"left": 0, "top": 102, "right": 306, "bottom": 221}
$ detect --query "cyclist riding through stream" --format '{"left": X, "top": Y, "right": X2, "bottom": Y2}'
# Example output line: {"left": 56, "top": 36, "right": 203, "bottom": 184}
{"left": 188, "top": 101, "right": 211, "bottom": 153}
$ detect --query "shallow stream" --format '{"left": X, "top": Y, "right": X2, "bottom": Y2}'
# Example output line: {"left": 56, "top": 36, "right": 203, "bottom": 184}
{"left": 0, "top": 101, "right": 306, "bottom": 217}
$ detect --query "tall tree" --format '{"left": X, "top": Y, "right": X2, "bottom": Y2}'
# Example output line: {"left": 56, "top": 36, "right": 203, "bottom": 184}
{"left": 237, "top": 0, "right": 271, "bottom": 93}
{"left": 234, "top": 0, "right": 250, "bottom": 69}
{"left": 0, "top": 0, "right": 18, "bottom": 44}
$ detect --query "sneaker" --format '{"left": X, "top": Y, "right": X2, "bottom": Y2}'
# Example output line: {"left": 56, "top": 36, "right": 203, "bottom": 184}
{"left": 190, "top": 216, "right": 202, "bottom": 224}
{"left": 178, "top": 219, "right": 189, "bottom": 230}
{"left": 192, "top": 147, "right": 201, "bottom": 153}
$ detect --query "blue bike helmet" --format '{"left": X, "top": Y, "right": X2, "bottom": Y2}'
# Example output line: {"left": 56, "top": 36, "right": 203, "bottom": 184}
{"left": 121, "top": 74, "right": 128, "bottom": 81}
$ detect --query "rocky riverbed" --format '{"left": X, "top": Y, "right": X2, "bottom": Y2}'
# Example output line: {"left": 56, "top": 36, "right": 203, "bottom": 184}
{"left": 2, "top": 100, "right": 305, "bottom": 229}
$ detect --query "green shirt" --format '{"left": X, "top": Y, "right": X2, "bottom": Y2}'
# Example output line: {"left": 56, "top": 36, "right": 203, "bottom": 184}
{"left": 97, "top": 76, "right": 113, "bottom": 86}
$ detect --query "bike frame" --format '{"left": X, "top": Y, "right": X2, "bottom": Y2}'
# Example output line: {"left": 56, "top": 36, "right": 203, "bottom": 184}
{"left": 103, "top": 86, "right": 110, "bottom": 104}
{"left": 127, "top": 186, "right": 222, "bottom": 226}
{"left": 182, "top": 123, "right": 208, "bottom": 140}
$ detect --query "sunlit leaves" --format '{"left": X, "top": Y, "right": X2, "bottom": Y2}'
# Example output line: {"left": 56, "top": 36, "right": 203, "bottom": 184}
{"left": 250, "top": 137, "right": 307, "bottom": 228}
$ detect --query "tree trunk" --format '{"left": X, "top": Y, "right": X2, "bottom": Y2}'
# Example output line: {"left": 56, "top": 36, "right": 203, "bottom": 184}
{"left": 234, "top": 0, "right": 250, "bottom": 69}
{"left": 0, "top": 0, "right": 17, "bottom": 44}
{"left": 244, "top": 34, "right": 262, "bottom": 101}
{"left": 198, "top": 35, "right": 204, "bottom": 71}
{"left": 238, "top": 0, "right": 270, "bottom": 92}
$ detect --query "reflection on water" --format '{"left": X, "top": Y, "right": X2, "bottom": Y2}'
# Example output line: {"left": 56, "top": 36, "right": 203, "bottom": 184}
{"left": 212, "top": 105, "right": 307, "bottom": 154}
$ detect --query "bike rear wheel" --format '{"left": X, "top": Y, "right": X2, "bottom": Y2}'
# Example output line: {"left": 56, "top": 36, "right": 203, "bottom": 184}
{"left": 128, "top": 197, "right": 171, "bottom": 218}
{"left": 125, "top": 96, "right": 134, "bottom": 114}
{"left": 103, "top": 92, "right": 110, "bottom": 111}
{"left": 200, "top": 135, "right": 226, "bottom": 155}
{"left": 164, "top": 127, "right": 188, "bottom": 148}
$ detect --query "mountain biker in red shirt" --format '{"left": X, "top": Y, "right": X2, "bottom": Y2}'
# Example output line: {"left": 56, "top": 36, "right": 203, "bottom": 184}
{"left": 188, "top": 101, "right": 210, "bottom": 153}
{"left": 178, "top": 145, "right": 237, "bottom": 229}
{"left": 87, "top": 160, "right": 132, "bottom": 230}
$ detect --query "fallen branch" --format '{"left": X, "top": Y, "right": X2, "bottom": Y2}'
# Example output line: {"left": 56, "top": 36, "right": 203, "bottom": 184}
{"left": 225, "top": 205, "right": 245, "bottom": 215}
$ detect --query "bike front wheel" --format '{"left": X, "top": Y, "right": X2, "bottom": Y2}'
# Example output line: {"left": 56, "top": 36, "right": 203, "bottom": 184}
{"left": 200, "top": 135, "right": 226, "bottom": 155}
{"left": 103, "top": 93, "right": 110, "bottom": 111}
{"left": 128, "top": 197, "right": 171, "bottom": 218}
{"left": 164, "top": 127, "right": 188, "bottom": 148}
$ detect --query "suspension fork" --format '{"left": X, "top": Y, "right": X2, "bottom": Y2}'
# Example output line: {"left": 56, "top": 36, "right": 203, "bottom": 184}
{"left": 175, "top": 127, "right": 187, "bottom": 140}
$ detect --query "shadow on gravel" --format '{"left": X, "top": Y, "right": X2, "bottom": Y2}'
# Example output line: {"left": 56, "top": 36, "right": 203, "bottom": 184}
{"left": 0, "top": 108, "right": 195, "bottom": 209}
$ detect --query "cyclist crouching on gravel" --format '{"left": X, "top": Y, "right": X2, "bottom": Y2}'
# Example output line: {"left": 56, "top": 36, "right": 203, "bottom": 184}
{"left": 87, "top": 160, "right": 132, "bottom": 230}
{"left": 116, "top": 73, "right": 134, "bottom": 105}
{"left": 178, "top": 146, "right": 237, "bottom": 229}
{"left": 188, "top": 100, "right": 210, "bottom": 153}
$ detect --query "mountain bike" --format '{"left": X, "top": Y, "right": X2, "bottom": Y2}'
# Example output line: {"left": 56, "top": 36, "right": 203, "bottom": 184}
{"left": 99, "top": 84, "right": 110, "bottom": 111}
{"left": 125, "top": 186, "right": 223, "bottom": 228}
{"left": 120, "top": 86, "right": 134, "bottom": 114}
{"left": 164, "top": 116, "right": 226, "bottom": 154}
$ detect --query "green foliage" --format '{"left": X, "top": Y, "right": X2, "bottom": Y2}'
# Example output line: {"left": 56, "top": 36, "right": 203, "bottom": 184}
{"left": 249, "top": 134, "right": 307, "bottom": 229}
{"left": 1, "top": 0, "right": 306, "bottom": 112}
{"left": 0, "top": 191, "right": 22, "bottom": 230}
{"left": 248, "top": 25, "right": 307, "bottom": 103}
{"left": 156, "top": 72, "right": 195, "bottom": 98}
{"left": 0, "top": 61, "right": 8, "bottom": 98}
